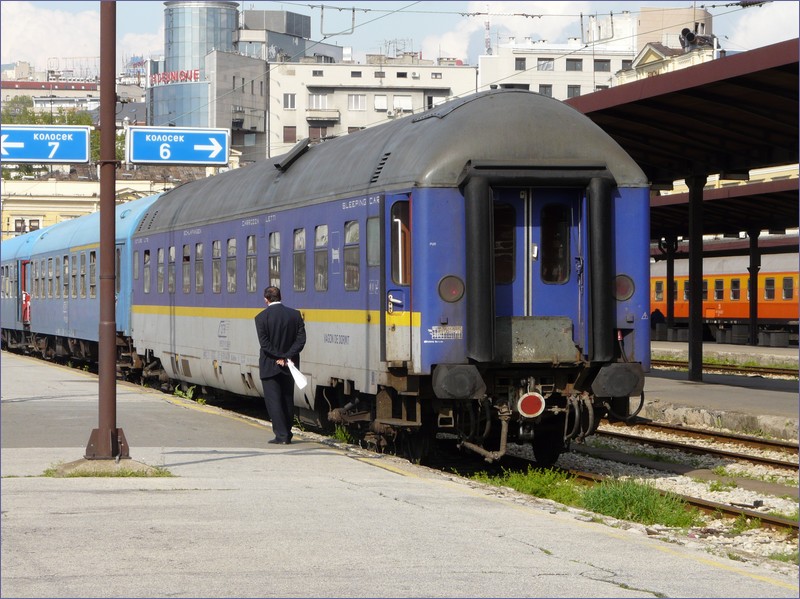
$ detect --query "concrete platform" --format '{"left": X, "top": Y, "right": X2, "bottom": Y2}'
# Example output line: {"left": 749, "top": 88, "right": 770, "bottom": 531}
{"left": 1, "top": 351, "right": 798, "bottom": 598}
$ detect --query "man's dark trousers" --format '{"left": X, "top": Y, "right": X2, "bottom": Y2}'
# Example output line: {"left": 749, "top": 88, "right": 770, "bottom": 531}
{"left": 261, "top": 372, "right": 295, "bottom": 442}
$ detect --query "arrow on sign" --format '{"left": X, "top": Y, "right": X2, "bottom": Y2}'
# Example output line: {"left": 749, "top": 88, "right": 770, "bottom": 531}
{"left": 1, "top": 134, "right": 25, "bottom": 156}
{"left": 194, "top": 137, "right": 223, "bottom": 159}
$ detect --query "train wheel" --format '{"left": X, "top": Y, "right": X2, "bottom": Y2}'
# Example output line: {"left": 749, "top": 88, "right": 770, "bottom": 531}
{"left": 531, "top": 423, "right": 566, "bottom": 467}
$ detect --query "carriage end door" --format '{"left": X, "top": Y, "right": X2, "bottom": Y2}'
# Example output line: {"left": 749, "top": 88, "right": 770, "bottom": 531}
{"left": 384, "top": 195, "right": 412, "bottom": 364}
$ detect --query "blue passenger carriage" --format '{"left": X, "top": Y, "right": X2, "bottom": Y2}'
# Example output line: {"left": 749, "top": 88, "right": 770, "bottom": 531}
{"left": 128, "top": 90, "right": 651, "bottom": 463}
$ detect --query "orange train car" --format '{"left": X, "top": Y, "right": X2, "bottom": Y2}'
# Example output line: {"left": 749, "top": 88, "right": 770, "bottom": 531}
{"left": 651, "top": 253, "right": 799, "bottom": 344}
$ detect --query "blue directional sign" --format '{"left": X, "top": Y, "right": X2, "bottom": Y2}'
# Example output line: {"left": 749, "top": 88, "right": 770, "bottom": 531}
{"left": 0, "top": 124, "right": 91, "bottom": 163}
{"left": 126, "top": 126, "right": 230, "bottom": 166}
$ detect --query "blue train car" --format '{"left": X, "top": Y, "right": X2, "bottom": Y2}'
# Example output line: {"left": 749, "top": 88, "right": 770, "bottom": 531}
{"left": 127, "top": 90, "right": 650, "bottom": 464}
{"left": 1, "top": 194, "right": 160, "bottom": 368}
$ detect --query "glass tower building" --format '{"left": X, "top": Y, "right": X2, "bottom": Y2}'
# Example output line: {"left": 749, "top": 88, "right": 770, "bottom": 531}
{"left": 149, "top": 1, "right": 238, "bottom": 127}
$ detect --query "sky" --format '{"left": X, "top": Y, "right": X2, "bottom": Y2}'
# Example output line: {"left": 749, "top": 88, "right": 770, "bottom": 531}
{"left": 1, "top": 0, "right": 798, "bottom": 74}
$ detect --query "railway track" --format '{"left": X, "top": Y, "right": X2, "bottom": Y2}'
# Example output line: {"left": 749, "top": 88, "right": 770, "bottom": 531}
{"left": 596, "top": 422, "right": 799, "bottom": 472}
{"left": 651, "top": 359, "right": 798, "bottom": 378}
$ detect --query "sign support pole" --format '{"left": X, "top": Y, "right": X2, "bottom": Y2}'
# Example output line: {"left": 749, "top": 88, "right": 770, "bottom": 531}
{"left": 86, "top": 0, "right": 129, "bottom": 460}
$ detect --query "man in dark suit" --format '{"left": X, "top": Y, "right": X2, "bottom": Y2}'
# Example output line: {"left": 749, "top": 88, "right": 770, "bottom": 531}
{"left": 254, "top": 286, "right": 306, "bottom": 445}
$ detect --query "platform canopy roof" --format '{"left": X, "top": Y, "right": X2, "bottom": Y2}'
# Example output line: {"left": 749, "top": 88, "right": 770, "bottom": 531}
{"left": 565, "top": 38, "right": 799, "bottom": 242}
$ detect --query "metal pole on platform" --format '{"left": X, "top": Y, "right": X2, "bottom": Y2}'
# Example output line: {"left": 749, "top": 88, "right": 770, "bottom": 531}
{"left": 85, "top": 0, "right": 129, "bottom": 460}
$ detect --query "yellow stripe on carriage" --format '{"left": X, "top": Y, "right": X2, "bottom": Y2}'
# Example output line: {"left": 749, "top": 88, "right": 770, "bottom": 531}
{"left": 131, "top": 304, "right": 421, "bottom": 326}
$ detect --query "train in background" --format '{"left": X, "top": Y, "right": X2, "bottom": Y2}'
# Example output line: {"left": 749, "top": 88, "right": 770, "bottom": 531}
{"left": 650, "top": 252, "right": 798, "bottom": 346}
{"left": 1, "top": 89, "right": 651, "bottom": 465}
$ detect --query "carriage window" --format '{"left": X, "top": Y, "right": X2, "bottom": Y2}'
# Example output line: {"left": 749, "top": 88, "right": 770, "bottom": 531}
{"left": 494, "top": 203, "right": 515, "bottom": 285}
{"left": 764, "top": 278, "right": 775, "bottom": 300}
{"left": 782, "top": 277, "right": 793, "bottom": 300}
{"left": 672, "top": 282, "right": 677, "bottom": 301}
{"left": 183, "top": 245, "right": 191, "bottom": 294}
{"left": 391, "top": 201, "right": 411, "bottom": 285}
{"left": 41, "top": 259, "right": 46, "bottom": 298}
{"left": 293, "top": 228, "right": 306, "bottom": 292}
{"left": 89, "top": 251, "right": 97, "bottom": 298}
{"left": 713, "top": 279, "right": 723, "bottom": 301}
{"left": 31, "top": 261, "right": 38, "bottom": 298}
{"left": 168, "top": 246, "right": 176, "bottom": 294}
{"left": 344, "top": 221, "right": 360, "bottom": 291}
{"left": 654, "top": 280, "right": 663, "bottom": 302}
{"left": 80, "top": 253, "right": 87, "bottom": 298}
{"left": 246, "top": 235, "right": 257, "bottom": 293}
{"left": 54, "top": 257, "right": 60, "bottom": 298}
{"left": 195, "top": 243, "right": 204, "bottom": 293}
{"left": 367, "top": 217, "right": 380, "bottom": 267}
{"left": 314, "top": 225, "right": 328, "bottom": 292}
{"left": 269, "top": 232, "right": 281, "bottom": 287}
{"left": 47, "top": 258, "right": 54, "bottom": 298}
{"left": 683, "top": 280, "right": 689, "bottom": 301}
{"left": 115, "top": 248, "right": 121, "bottom": 295}
{"left": 540, "top": 205, "right": 569, "bottom": 284}
{"left": 226, "top": 238, "right": 237, "bottom": 293}
{"left": 133, "top": 251, "right": 139, "bottom": 281}
{"left": 730, "top": 278, "right": 740, "bottom": 301}
{"left": 71, "top": 255, "right": 78, "bottom": 297}
{"left": 143, "top": 250, "right": 151, "bottom": 294}
{"left": 157, "top": 248, "right": 165, "bottom": 294}
{"left": 212, "top": 240, "right": 222, "bottom": 293}
{"left": 701, "top": 280, "right": 708, "bottom": 301}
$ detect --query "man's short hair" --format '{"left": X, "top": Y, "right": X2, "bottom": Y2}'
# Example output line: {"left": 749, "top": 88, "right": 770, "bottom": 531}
{"left": 264, "top": 286, "right": 281, "bottom": 302}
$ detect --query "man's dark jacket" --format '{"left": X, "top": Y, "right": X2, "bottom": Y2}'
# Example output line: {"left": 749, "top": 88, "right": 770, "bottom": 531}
{"left": 254, "top": 303, "right": 306, "bottom": 379}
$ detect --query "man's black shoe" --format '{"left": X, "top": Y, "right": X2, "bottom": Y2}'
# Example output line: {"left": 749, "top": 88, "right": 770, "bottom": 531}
{"left": 268, "top": 439, "right": 291, "bottom": 445}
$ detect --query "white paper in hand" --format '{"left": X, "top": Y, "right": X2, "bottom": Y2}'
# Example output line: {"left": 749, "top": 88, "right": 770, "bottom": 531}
{"left": 287, "top": 359, "right": 307, "bottom": 390}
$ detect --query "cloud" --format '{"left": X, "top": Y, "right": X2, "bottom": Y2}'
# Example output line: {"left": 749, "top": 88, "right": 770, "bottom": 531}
{"left": 1, "top": 2, "right": 100, "bottom": 72}
{"left": 723, "top": 2, "right": 799, "bottom": 52}
{"left": 420, "top": 1, "right": 592, "bottom": 62}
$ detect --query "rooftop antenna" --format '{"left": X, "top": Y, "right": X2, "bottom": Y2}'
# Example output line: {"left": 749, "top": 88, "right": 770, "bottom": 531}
{"left": 484, "top": 3, "right": 492, "bottom": 55}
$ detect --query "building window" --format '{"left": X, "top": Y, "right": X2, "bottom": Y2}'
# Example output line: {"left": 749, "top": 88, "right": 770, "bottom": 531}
{"left": 246, "top": 235, "right": 257, "bottom": 293}
{"left": 348, "top": 126, "right": 364, "bottom": 134}
{"left": 538, "top": 84, "right": 552, "bottom": 97}
{"left": 374, "top": 94, "right": 388, "bottom": 111}
{"left": 567, "top": 85, "right": 581, "bottom": 98}
{"left": 783, "top": 277, "right": 794, "bottom": 300}
{"left": 309, "top": 126, "right": 327, "bottom": 142}
{"left": 764, "top": 277, "right": 775, "bottom": 300}
{"left": 431, "top": 72, "right": 442, "bottom": 79}
{"left": 348, "top": 94, "right": 366, "bottom": 111}
{"left": 566, "top": 59, "right": 583, "bottom": 71}
{"left": 212, "top": 240, "right": 221, "bottom": 294}
{"left": 195, "top": 243, "right": 204, "bottom": 293}
{"left": 537, "top": 58, "right": 554, "bottom": 71}
{"left": 283, "top": 126, "right": 297, "bottom": 143}
{"left": 293, "top": 228, "right": 306, "bottom": 292}
{"left": 226, "top": 238, "right": 237, "bottom": 293}
{"left": 622, "top": 59, "right": 633, "bottom": 70}
{"left": 344, "top": 221, "right": 360, "bottom": 291}
{"left": 283, "top": 93, "right": 295, "bottom": 109}
{"left": 393, "top": 94, "right": 412, "bottom": 112}
{"left": 312, "top": 69, "right": 323, "bottom": 77}
{"left": 397, "top": 72, "right": 408, "bottom": 78}
{"left": 374, "top": 71, "right": 385, "bottom": 78}
{"left": 309, "top": 93, "right": 327, "bottom": 109}
{"left": 594, "top": 59, "right": 611, "bottom": 72}
{"left": 730, "top": 278, "right": 740, "bottom": 301}
{"left": 514, "top": 57, "right": 526, "bottom": 71}
{"left": 269, "top": 232, "right": 280, "bottom": 287}
{"left": 351, "top": 70, "right": 362, "bottom": 78}
{"left": 314, "top": 225, "right": 328, "bottom": 292}
{"left": 714, "top": 279, "right": 723, "bottom": 301}
{"left": 595, "top": 85, "right": 609, "bottom": 91}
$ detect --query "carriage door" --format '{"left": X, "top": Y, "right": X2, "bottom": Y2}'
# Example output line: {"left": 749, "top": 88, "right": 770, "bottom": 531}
{"left": 384, "top": 195, "right": 411, "bottom": 364}
{"left": 18, "top": 260, "right": 31, "bottom": 325}
{"left": 494, "top": 188, "right": 584, "bottom": 345}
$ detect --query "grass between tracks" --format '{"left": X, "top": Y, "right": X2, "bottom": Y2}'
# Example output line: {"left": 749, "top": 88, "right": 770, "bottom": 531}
{"left": 472, "top": 466, "right": 703, "bottom": 528}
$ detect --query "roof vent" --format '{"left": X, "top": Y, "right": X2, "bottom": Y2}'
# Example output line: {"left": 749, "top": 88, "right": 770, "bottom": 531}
{"left": 370, "top": 152, "right": 391, "bottom": 183}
